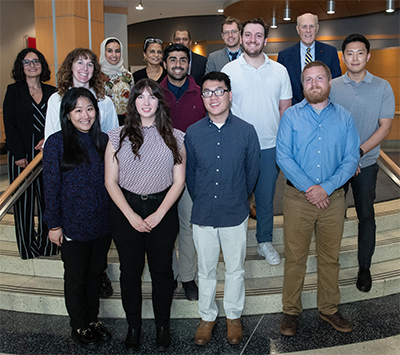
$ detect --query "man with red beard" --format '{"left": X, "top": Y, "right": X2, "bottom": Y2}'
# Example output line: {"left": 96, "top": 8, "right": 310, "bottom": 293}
{"left": 276, "top": 61, "right": 360, "bottom": 336}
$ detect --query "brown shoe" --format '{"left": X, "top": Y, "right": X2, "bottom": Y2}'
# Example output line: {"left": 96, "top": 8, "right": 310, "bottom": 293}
{"left": 319, "top": 311, "right": 353, "bottom": 332}
{"left": 226, "top": 318, "right": 243, "bottom": 344}
{"left": 195, "top": 320, "right": 216, "bottom": 345}
{"left": 280, "top": 313, "right": 298, "bottom": 336}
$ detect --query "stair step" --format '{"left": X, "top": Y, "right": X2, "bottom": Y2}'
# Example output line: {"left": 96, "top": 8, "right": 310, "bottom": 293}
{"left": 1, "top": 259, "right": 398, "bottom": 318}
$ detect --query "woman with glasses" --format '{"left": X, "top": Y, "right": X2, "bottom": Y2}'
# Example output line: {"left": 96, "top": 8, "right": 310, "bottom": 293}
{"left": 2, "top": 48, "right": 58, "bottom": 259}
{"left": 105, "top": 78, "right": 185, "bottom": 352}
{"left": 100, "top": 37, "right": 133, "bottom": 126}
{"left": 133, "top": 37, "right": 167, "bottom": 84}
{"left": 44, "top": 48, "right": 118, "bottom": 142}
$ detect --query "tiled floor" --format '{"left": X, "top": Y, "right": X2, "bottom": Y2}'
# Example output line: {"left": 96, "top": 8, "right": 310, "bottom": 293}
{"left": 0, "top": 293, "right": 399, "bottom": 354}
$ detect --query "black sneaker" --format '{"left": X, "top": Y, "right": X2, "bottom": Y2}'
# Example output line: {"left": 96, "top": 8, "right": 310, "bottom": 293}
{"left": 182, "top": 280, "right": 199, "bottom": 301}
{"left": 89, "top": 320, "right": 111, "bottom": 341}
{"left": 99, "top": 272, "right": 113, "bottom": 298}
{"left": 71, "top": 328, "right": 99, "bottom": 350}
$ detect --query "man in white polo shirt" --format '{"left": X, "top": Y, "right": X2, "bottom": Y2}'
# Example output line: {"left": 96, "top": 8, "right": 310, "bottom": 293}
{"left": 222, "top": 18, "right": 292, "bottom": 266}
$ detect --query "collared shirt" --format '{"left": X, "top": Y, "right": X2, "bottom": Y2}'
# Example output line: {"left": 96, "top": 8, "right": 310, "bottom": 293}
{"left": 330, "top": 71, "right": 395, "bottom": 168}
{"left": 300, "top": 41, "right": 315, "bottom": 71}
{"left": 226, "top": 47, "right": 242, "bottom": 61}
{"left": 185, "top": 111, "right": 260, "bottom": 228}
{"left": 222, "top": 53, "right": 292, "bottom": 150}
{"left": 167, "top": 77, "right": 189, "bottom": 101}
{"left": 276, "top": 99, "right": 360, "bottom": 196}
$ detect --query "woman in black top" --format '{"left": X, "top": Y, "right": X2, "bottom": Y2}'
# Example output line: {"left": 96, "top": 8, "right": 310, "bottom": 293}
{"left": 2, "top": 48, "right": 58, "bottom": 259}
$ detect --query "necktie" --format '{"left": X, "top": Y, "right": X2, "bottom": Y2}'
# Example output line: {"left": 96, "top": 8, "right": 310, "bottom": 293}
{"left": 230, "top": 51, "right": 239, "bottom": 61}
{"left": 305, "top": 47, "right": 313, "bottom": 65}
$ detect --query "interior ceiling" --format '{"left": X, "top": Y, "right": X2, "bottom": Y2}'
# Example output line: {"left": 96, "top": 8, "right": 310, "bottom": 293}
{"left": 107, "top": 0, "right": 399, "bottom": 26}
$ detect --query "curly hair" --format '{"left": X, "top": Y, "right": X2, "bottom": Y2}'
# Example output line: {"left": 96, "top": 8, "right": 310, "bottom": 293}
{"left": 57, "top": 48, "right": 105, "bottom": 99}
{"left": 11, "top": 48, "right": 51, "bottom": 83}
{"left": 115, "top": 78, "right": 182, "bottom": 165}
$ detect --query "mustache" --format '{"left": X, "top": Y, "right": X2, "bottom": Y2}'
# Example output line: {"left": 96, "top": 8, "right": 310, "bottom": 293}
{"left": 172, "top": 67, "right": 185, "bottom": 71}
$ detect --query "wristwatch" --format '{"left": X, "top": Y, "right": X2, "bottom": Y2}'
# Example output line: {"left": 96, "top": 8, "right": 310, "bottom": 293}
{"left": 359, "top": 148, "right": 364, "bottom": 158}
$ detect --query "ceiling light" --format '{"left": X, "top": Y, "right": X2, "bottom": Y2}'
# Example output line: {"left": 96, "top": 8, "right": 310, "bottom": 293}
{"left": 327, "top": 1, "right": 335, "bottom": 14}
{"left": 283, "top": 1, "right": 291, "bottom": 21}
{"left": 271, "top": 17, "right": 278, "bottom": 28}
{"left": 218, "top": 9, "right": 224, "bottom": 13}
{"left": 386, "top": 0, "right": 395, "bottom": 12}
{"left": 136, "top": 0, "right": 143, "bottom": 10}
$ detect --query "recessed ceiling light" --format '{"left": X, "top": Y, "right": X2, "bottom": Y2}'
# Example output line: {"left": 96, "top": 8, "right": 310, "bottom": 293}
{"left": 218, "top": 9, "right": 224, "bottom": 13}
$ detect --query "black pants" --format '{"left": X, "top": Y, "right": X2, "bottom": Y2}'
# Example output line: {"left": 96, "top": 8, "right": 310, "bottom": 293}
{"left": 8, "top": 148, "right": 58, "bottom": 259}
{"left": 61, "top": 234, "right": 112, "bottom": 329}
{"left": 345, "top": 163, "right": 379, "bottom": 269}
{"left": 111, "top": 187, "right": 178, "bottom": 329}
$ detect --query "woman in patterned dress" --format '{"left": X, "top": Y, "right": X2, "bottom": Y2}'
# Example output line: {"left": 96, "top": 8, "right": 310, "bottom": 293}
{"left": 100, "top": 37, "right": 133, "bottom": 126}
{"left": 105, "top": 78, "right": 185, "bottom": 352}
{"left": 2, "top": 48, "right": 58, "bottom": 259}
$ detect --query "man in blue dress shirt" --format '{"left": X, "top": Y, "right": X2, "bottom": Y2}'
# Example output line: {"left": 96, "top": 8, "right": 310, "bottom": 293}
{"left": 185, "top": 72, "right": 260, "bottom": 346}
{"left": 276, "top": 61, "right": 359, "bottom": 336}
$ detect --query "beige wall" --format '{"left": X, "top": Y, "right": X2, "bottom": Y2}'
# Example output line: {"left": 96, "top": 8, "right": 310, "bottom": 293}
{"left": 0, "top": 1, "right": 36, "bottom": 104}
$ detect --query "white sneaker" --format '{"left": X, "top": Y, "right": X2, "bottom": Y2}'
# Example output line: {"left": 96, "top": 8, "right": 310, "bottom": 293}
{"left": 257, "top": 242, "right": 281, "bottom": 265}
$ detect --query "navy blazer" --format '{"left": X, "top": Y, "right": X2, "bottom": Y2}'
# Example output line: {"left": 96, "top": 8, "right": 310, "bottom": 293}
{"left": 277, "top": 41, "right": 342, "bottom": 105}
{"left": 190, "top": 51, "right": 207, "bottom": 86}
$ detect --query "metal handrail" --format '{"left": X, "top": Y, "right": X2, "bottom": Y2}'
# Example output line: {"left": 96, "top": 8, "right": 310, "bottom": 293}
{"left": 378, "top": 149, "right": 400, "bottom": 187}
{"left": 0, "top": 152, "right": 43, "bottom": 220}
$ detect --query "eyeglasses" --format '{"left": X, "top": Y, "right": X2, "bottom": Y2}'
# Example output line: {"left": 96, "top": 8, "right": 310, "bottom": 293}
{"left": 222, "top": 29, "right": 239, "bottom": 36}
{"left": 202, "top": 89, "right": 229, "bottom": 98}
{"left": 144, "top": 38, "right": 163, "bottom": 49}
{"left": 22, "top": 59, "right": 41, "bottom": 67}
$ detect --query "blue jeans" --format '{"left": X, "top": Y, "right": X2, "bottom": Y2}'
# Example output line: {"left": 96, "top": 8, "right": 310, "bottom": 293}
{"left": 345, "top": 163, "right": 379, "bottom": 269}
{"left": 254, "top": 147, "right": 280, "bottom": 244}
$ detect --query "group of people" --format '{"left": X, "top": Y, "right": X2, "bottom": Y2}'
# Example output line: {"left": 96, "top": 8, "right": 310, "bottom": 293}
{"left": 2, "top": 11, "right": 395, "bottom": 353}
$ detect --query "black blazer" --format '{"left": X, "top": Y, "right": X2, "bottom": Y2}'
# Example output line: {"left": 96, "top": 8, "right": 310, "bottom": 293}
{"left": 3, "top": 82, "right": 56, "bottom": 160}
{"left": 190, "top": 51, "right": 207, "bottom": 86}
{"left": 277, "top": 41, "right": 342, "bottom": 105}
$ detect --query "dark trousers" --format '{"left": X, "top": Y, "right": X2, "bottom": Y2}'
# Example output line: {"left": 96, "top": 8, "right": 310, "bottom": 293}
{"left": 345, "top": 163, "right": 379, "bottom": 269}
{"left": 111, "top": 187, "right": 178, "bottom": 329}
{"left": 8, "top": 149, "right": 58, "bottom": 259}
{"left": 61, "top": 234, "right": 111, "bottom": 329}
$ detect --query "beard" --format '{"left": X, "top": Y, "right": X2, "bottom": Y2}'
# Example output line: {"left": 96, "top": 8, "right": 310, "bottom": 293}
{"left": 304, "top": 85, "right": 331, "bottom": 104}
{"left": 242, "top": 43, "right": 264, "bottom": 58}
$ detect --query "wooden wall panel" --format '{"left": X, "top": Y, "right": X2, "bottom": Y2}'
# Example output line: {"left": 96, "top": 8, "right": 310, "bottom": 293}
{"left": 35, "top": 18, "right": 54, "bottom": 64}
{"left": 91, "top": 20, "right": 104, "bottom": 58}
{"left": 91, "top": 0, "right": 104, "bottom": 22}
{"left": 34, "top": 0, "right": 52, "bottom": 18}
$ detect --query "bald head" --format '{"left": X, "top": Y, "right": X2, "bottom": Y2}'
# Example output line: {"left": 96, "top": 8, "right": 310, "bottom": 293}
{"left": 296, "top": 13, "right": 319, "bottom": 47}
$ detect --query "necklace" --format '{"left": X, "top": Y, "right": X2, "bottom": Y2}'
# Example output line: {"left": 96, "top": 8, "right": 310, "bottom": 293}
{"left": 28, "top": 86, "right": 42, "bottom": 97}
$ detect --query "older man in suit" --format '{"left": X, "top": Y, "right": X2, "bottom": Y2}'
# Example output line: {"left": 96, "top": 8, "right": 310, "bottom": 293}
{"left": 173, "top": 28, "right": 207, "bottom": 86}
{"left": 205, "top": 17, "right": 242, "bottom": 73}
{"left": 277, "top": 13, "right": 342, "bottom": 105}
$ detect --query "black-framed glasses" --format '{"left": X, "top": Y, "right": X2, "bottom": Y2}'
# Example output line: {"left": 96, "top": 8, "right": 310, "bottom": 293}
{"left": 222, "top": 29, "right": 239, "bottom": 36}
{"left": 22, "top": 59, "right": 41, "bottom": 67}
{"left": 202, "top": 89, "right": 229, "bottom": 98}
{"left": 144, "top": 38, "right": 163, "bottom": 49}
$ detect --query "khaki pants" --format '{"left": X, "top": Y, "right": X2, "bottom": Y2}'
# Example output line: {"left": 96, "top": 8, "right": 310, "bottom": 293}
{"left": 282, "top": 185, "right": 346, "bottom": 315}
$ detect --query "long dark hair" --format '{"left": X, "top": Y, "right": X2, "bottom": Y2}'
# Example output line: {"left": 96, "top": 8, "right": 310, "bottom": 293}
{"left": 115, "top": 78, "right": 182, "bottom": 165}
{"left": 60, "top": 87, "right": 107, "bottom": 171}
{"left": 11, "top": 48, "right": 51, "bottom": 83}
{"left": 57, "top": 48, "right": 105, "bottom": 99}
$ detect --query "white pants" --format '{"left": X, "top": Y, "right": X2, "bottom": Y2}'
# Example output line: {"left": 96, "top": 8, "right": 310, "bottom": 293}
{"left": 173, "top": 186, "right": 197, "bottom": 282}
{"left": 193, "top": 218, "right": 248, "bottom": 321}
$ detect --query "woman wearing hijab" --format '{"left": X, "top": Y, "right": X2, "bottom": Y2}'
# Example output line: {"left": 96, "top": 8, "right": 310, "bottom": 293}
{"left": 3, "top": 48, "right": 58, "bottom": 259}
{"left": 133, "top": 37, "right": 167, "bottom": 85}
{"left": 100, "top": 37, "right": 133, "bottom": 126}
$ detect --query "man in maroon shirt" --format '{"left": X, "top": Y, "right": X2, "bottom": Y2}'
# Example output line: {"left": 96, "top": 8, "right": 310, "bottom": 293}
{"left": 160, "top": 43, "right": 206, "bottom": 301}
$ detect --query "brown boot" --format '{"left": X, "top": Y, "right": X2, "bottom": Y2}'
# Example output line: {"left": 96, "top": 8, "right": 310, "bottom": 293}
{"left": 226, "top": 318, "right": 243, "bottom": 344}
{"left": 195, "top": 320, "right": 216, "bottom": 345}
{"left": 319, "top": 311, "right": 353, "bottom": 332}
{"left": 280, "top": 313, "right": 298, "bottom": 336}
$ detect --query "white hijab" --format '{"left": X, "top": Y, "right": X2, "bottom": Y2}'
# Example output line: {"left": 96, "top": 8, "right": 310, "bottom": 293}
{"left": 100, "top": 37, "right": 128, "bottom": 76}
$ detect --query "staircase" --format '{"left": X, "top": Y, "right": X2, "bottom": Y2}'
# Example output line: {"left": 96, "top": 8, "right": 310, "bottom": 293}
{"left": 1, "top": 199, "right": 399, "bottom": 319}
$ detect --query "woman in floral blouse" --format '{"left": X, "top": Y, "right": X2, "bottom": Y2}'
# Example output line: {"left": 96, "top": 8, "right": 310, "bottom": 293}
{"left": 100, "top": 37, "right": 133, "bottom": 126}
